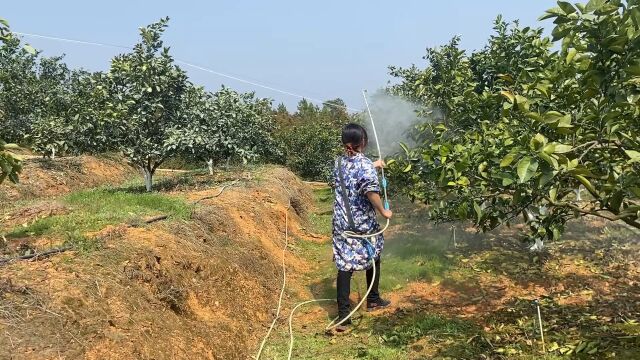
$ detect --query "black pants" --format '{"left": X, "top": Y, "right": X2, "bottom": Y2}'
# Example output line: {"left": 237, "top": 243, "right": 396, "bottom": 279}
{"left": 336, "top": 260, "right": 381, "bottom": 319}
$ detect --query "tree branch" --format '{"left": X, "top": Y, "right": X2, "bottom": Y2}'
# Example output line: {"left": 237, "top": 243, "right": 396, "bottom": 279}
{"left": 0, "top": 246, "right": 72, "bottom": 266}
{"left": 546, "top": 197, "right": 640, "bottom": 230}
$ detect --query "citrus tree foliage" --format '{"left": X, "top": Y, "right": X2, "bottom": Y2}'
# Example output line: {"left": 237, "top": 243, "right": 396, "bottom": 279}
{"left": 0, "top": 17, "right": 25, "bottom": 184}
{"left": 28, "top": 56, "right": 74, "bottom": 158}
{"left": 0, "top": 35, "right": 40, "bottom": 143}
{"left": 168, "top": 85, "right": 277, "bottom": 174}
{"left": 389, "top": 1, "right": 640, "bottom": 245}
{"left": 275, "top": 98, "right": 351, "bottom": 181}
{"left": 106, "top": 17, "right": 188, "bottom": 191}
{"left": 230, "top": 89, "right": 280, "bottom": 164}
{"left": 65, "top": 71, "right": 115, "bottom": 154}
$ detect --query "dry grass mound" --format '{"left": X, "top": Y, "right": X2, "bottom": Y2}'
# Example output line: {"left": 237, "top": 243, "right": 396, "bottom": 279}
{"left": 0, "top": 155, "right": 136, "bottom": 203}
{"left": 0, "top": 165, "right": 316, "bottom": 360}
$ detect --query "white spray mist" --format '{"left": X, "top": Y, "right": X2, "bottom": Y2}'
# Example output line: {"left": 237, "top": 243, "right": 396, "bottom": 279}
{"left": 362, "top": 90, "right": 424, "bottom": 157}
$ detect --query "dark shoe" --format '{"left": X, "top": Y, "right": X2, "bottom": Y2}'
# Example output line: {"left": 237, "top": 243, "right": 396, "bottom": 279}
{"left": 367, "top": 298, "right": 391, "bottom": 312}
{"left": 328, "top": 317, "right": 352, "bottom": 334}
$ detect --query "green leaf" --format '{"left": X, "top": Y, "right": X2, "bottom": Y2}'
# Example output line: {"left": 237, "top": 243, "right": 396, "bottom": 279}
{"left": 526, "top": 112, "right": 543, "bottom": 122}
{"left": 558, "top": 1, "right": 577, "bottom": 14}
{"left": 502, "top": 177, "right": 515, "bottom": 186}
{"left": 576, "top": 341, "right": 588, "bottom": 353}
{"left": 23, "top": 44, "right": 36, "bottom": 55}
{"left": 517, "top": 157, "right": 538, "bottom": 183}
{"left": 473, "top": 202, "right": 483, "bottom": 223}
{"left": 539, "top": 168, "right": 556, "bottom": 187}
{"left": 539, "top": 152, "right": 559, "bottom": 170}
{"left": 585, "top": 0, "right": 606, "bottom": 13}
{"left": 500, "top": 153, "right": 518, "bottom": 167}
{"left": 546, "top": 143, "right": 572, "bottom": 154}
{"left": 530, "top": 133, "right": 547, "bottom": 151}
{"left": 609, "top": 190, "right": 624, "bottom": 213}
{"left": 539, "top": 11, "right": 560, "bottom": 21}
{"left": 543, "top": 111, "right": 565, "bottom": 124}
{"left": 500, "top": 91, "right": 515, "bottom": 103}
{"left": 549, "top": 187, "right": 558, "bottom": 202}
{"left": 552, "top": 25, "right": 571, "bottom": 41}
{"left": 402, "top": 163, "right": 412, "bottom": 173}
{"left": 557, "top": 114, "right": 573, "bottom": 128}
{"left": 399, "top": 142, "right": 410, "bottom": 155}
{"left": 515, "top": 94, "right": 529, "bottom": 112}
{"left": 566, "top": 48, "right": 578, "bottom": 64}
{"left": 625, "top": 150, "right": 640, "bottom": 162}
{"left": 574, "top": 175, "right": 597, "bottom": 195}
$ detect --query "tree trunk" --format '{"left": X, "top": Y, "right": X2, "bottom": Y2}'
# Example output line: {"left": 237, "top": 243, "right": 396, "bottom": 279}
{"left": 142, "top": 167, "right": 153, "bottom": 192}
{"left": 51, "top": 147, "right": 56, "bottom": 160}
{"left": 225, "top": 157, "right": 231, "bottom": 169}
{"left": 207, "top": 159, "right": 214, "bottom": 175}
{"left": 575, "top": 185, "right": 583, "bottom": 201}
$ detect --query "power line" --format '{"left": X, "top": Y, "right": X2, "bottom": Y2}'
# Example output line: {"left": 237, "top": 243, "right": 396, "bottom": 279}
{"left": 14, "top": 31, "right": 362, "bottom": 113}
{"left": 15, "top": 32, "right": 132, "bottom": 50}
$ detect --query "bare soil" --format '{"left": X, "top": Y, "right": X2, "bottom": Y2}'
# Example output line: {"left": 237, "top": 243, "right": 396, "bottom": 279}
{"left": 0, "top": 159, "right": 316, "bottom": 360}
{"left": 0, "top": 155, "right": 136, "bottom": 203}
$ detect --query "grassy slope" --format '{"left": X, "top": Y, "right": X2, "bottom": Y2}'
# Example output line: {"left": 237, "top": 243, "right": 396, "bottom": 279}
{"left": 3, "top": 175, "right": 193, "bottom": 254}
{"left": 3, "top": 172, "right": 638, "bottom": 359}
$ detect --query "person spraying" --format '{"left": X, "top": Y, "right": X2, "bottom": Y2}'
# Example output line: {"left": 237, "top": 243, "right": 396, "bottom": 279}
{"left": 331, "top": 123, "right": 393, "bottom": 333}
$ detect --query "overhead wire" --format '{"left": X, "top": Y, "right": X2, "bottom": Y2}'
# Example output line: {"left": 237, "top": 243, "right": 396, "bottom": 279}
{"left": 14, "top": 31, "right": 363, "bottom": 112}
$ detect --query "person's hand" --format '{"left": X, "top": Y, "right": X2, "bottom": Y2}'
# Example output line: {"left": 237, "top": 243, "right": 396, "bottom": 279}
{"left": 373, "top": 159, "right": 386, "bottom": 169}
{"left": 381, "top": 209, "right": 393, "bottom": 219}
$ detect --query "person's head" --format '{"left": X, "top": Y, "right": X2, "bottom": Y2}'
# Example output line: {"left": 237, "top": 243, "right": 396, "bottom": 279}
{"left": 341, "top": 123, "right": 368, "bottom": 155}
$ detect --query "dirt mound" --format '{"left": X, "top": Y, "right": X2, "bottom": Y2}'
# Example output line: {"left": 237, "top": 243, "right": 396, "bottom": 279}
{"left": 0, "top": 155, "right": 136, "bottom": 203}
{"left": 0, "top": 166, "right": 315, "bottom": 360}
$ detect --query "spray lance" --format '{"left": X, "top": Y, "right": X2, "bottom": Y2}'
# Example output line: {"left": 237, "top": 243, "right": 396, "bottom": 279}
{"left": 363, "top": 89, "right": 390, "bottom": 211}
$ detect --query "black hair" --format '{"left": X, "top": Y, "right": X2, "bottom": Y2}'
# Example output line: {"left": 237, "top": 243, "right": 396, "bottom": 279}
{"left": 341, "top": 123, "right": 368, "bottom": 151}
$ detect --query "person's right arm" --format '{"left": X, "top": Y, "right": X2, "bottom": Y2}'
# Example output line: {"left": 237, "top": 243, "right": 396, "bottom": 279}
{"left": 366, "top": 191, "right": 392, "bottom": 219}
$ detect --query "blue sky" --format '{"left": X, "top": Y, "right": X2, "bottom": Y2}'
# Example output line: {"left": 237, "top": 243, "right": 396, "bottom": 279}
{"left": 3, "top": 1, "right": 557, "bottom": 111}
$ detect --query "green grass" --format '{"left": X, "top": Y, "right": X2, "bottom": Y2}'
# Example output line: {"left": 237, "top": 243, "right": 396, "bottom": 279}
{"left": 6, "top": 187, "right": 192, "bottom": 241}
{"left": 296, "top": 189, "right": 454, "bottom": 299}
{"left": 263, "top": 312, "right": 484, "bottom": 360}
{"left": 301, "top": 189, "right": 453, "bottom": 299}
{"left": 375, "top": 313, "right": 478, "bottom": 347}
{"left": 308, "top": 187, "right": 333, "bottom": 235}
{"left": 380, "top": 230, "right": 451, "bottom": 291}
{"left": 267, "top": 189, "right": 470, "bottom": 359}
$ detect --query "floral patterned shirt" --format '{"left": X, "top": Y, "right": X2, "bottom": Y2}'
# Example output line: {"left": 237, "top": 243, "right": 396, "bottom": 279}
{"left": 332, "top": 153, "right": 384, "bottom": 272}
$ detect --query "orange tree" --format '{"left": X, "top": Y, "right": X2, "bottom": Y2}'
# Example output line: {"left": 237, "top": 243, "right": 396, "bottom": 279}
{"left": 0, "top": 17, "right": 28, "bottom": 184}
{"left": 275, "top": 98, "right": 352, "bottom": 181}
{"left": 388, "top": 0, "right": 640, "bottom": 244}
{"left": 105, "top": 18, "right": 189, "bottom": 191}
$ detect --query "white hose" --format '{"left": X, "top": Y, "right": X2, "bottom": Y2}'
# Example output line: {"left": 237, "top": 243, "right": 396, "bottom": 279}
{"left": 254, "top": 186, "right": 291, "bottom": 360}
{"left": 362, "top": 90, "right": 389, "bottom": 207}
{"left": 287, "top": 237, "right": 377, "bottom": 360}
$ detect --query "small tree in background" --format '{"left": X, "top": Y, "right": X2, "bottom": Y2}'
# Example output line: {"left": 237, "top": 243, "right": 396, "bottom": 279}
{"left": 275, "top": 98, "right": 351, "bottom": 181}
{"left": 0, "top": 34, "right": 39, "bottom": 144}
{"left": 0, "top": 17, "right": 30, "bottom": 184}
{"left": 66, "top": 71, "right": 116, "bottom": 154}
{"left": 29, "top": 56, "right": 74, "bottom": 158}
{"left": 106, "top": 17, "right": 188, "bottom": 191}
{"left": 169, "top": 86, "right": 278, "bottom": 174}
